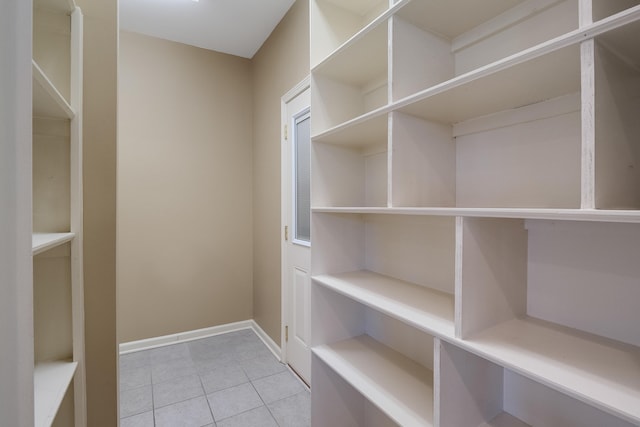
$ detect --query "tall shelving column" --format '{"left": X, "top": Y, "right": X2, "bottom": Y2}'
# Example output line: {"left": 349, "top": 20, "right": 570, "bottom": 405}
{"left": 32, "top": 0, "right": 85, "bottom": 425}
{"left": 310, "top": 0, "right": 640, "bottom": 426}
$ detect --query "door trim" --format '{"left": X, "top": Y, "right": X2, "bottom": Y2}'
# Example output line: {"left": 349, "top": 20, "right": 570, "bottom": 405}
{"left": 281, "top": 75, "right": 311, "bottom": 365}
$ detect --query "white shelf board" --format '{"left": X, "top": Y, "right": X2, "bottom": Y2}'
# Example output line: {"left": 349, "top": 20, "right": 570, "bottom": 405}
{"left": 312, "top": 207, "right": 640, "bottom": 223}
{"left": 461, "top": 318, "right": 640, "bottom": 425}
{"left": 313, "top": 21, "right": 388, "bottom": 87}
{"left": 312, "top": 112, "right": 387, "bottom": 149}
{"left": 479, "top": 412, "right": 531, "bottom": 427}
{"left": 313, "top": 271, "right": 454, "bottom": 338}
{"left": 396, "top": 42, "right": 580, "bottom": 124}
{"left": 32, "top": 233, "right": 75, "bottom": 255}
{"left": 395, "top": 0, "right": 524, "bottom": 41}
{"left": 33, "top": 60, "right": 75, "bottom": 119}
{"left": 313, "top": 335, "right": 434, "bottom": 427}
{"left": 34, "top": 361, "right": 78, "bottom": 427}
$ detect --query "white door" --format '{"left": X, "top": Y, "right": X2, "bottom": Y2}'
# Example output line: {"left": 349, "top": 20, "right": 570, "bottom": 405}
{"left": 282, "top": 80, "right": 311, "bottom": 384}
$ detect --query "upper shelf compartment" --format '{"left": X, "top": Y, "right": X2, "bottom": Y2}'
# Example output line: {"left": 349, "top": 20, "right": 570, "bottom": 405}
{"left": 311, "top": 22, "right": 389, "bottom": 135}
{"left": 34, "top": 0, "right": 73, "bottom": 106}
{"left": 391, "top": 0, "right": 579, "bottom": 100}
{"left": 311, "top": 0, "right": 390, "bottom": 68}
{"left": 396, "top": 42, "right": 580, "bottom": 125}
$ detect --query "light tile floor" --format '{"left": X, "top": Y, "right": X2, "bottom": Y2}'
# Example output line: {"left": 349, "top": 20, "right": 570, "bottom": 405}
{"left": 119, "top": 329, "right": 310, "bottom": 427}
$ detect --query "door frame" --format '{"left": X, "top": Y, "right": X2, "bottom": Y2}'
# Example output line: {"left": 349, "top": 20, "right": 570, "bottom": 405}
{"left": 280, "top": 75, "right": 311, "bottom": 365}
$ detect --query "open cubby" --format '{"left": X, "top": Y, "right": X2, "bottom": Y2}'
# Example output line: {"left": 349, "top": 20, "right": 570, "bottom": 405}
{"left": 312, "top": 213, "right": 456, "bottom": 294}
{"left": 390, "top": 92, "right": 581, "bottom": 208}
{"left": 391, "top": 0, "right": 579, "bottom": 101}
{"left": 436, "top": 339, "right": 636, "bottom": 427}
{"left": 311, "top": 284, "right": 435, "bottom": 426}
{"left": 312, "top": 212, "right": 455, "bottom": 337}
{"left": 312, "top": 140, "right": 388, "bottom": 208}
{"left": 34, "top": 2, "right": 72, "bottom": 104}
{"left": 592, "top": 19, "right": 640, "bottom": 209}
{"left": 311, "top": 353, "right": 400, "bottom": 427}
{"left": 311, "top": 20, "right": 388, "bottom": 135}
{"left": 33, "top": 117, "right": 71, "bottom": 233}
{"left": 310, "top": 0, "right": 389, "bottom": 68}
{"left": 33, "top": 244, "right": 73, "bottom": 364}
{"left": 457, "top": 217, "right": 640, "bottom": 424}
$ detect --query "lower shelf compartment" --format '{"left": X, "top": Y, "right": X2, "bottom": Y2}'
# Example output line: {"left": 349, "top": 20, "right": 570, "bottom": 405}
{"left": 313, "top": 270, "right": 454, "bottom": 338}
{"left": 464, "top": 317, "right": 640, "bottom": 425}
{"left": 313, "top": 335, "right": 434, "bottom": 427}
{"left": 34, "top": 361, "right": 77, "bottom": 427}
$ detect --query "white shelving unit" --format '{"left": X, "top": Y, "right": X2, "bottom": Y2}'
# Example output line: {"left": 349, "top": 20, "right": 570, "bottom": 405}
{"left": 32, "top": 0, "right": 85, "bottom": 425}
{"left": 310, "top": 0, "right": 640, "bottom": 426}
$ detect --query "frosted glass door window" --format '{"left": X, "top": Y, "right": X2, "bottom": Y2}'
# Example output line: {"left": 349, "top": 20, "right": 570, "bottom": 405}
{"left": 294, "top": 110, "right": 311, "bottom": 243}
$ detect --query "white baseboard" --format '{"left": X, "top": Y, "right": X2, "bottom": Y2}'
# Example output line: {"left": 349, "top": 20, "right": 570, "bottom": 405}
{"left": 250, "top": 319, "right": 282, "bottom": 360}
{"left": 119, "top": 319, "right": 282, "bottom": 361}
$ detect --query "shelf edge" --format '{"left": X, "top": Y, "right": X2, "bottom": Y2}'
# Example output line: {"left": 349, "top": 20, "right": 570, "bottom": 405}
{"left": 311, "top": 207, "right": 640, "bottom": 223}
{"left": 32, "top": 60, "right": 75, "bottom": 119}
{"left": 32, "top": 233, "right": 75, "bottom": 255}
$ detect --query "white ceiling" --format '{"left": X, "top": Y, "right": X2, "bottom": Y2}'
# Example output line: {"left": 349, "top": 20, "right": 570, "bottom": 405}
{"left": 119, "top": 0, "right": 296, "bottom": 59}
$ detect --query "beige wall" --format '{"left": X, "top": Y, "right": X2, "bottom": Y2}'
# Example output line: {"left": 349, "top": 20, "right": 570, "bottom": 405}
{"left": 252, "top": 0, "right": 310, "bottom": 343}
{"left": 117, "top": 31, "right": 254, "bottom": 343}
{"left": 76, "top": 0, "right": 119, "bottom": 425}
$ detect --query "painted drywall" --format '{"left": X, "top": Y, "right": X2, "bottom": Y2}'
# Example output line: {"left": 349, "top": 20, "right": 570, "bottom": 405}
{"left": 117, "top": 31, "right": 254, "bottom": 343}
{"left": 75, "top": 0, "right": 119, "bottom": 424}
{"left": 0, "top": 0, "right": 34, "bottom": 425}
{"left": 252, "top": 0, "right": 310, "bottom": 343}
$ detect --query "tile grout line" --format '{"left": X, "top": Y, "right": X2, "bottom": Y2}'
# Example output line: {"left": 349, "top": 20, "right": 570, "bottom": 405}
{"left": 190, "top": 343, "right": 217, "bottom": 426}
{"left": 248, "top": 377, "right": 281, "bottom": 427}
{"left": 120, "top": 330, "right": 309, "bottom": 426}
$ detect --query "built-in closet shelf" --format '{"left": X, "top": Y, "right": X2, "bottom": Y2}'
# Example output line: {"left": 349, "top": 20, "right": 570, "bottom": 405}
{"left": 479, "top": 412, "right": 531, "bottom": 427}
{"left": 312, "top": 112, "right": 387, "bottom": 148}
{"left": 32, "top": 233, "right": 75, "bottom": 255}
{"left": 395, "top": 42, "right": 580, "bottom": 124}
{"left": 461, "top": 317, "right": 640, "bottom": 425}
{"left": 32, "top": 61, "right": 75, "bottom": 120}
{"left": 313, "top": 271, "right": 454, "bottom": 338}
{"left": 313, "top": 0, "right": 409, "bottom": 70}
{"left": 312, "top": 5, "right": 640, "bottom": 132}
{"left": 313, "top": 335, "right": 434, "bottom": 427}
{"left": 312, "top": 22, "right": 388, "bottom": 86}
{"left": 312, "top": 207, "right": 640, "bottom": 223}
{"left": 31, "top": 1, "right": 84, "bottom": 425}
{"left": 34, "top": 361, "right": 77, "bottom": 427}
